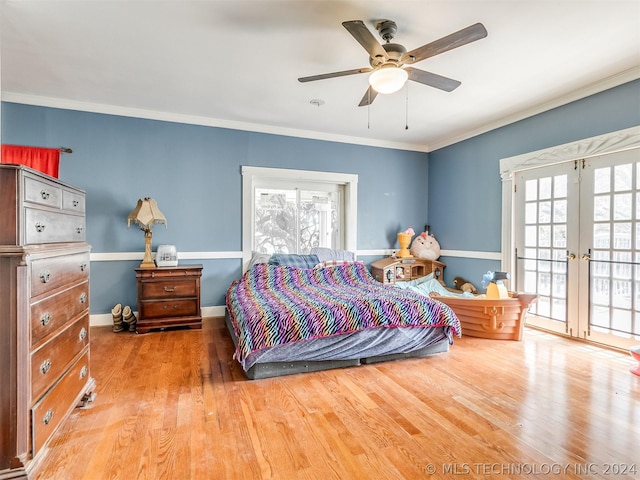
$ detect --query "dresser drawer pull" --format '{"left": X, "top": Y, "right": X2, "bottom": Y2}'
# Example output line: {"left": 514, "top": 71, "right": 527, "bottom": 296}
{"left": 40, "top": 271, "right": 51, "bottom": 283}
{"left": 73, "top": 199, "right": 79, "bottom": 207}
{"left": 76, "top": 226, "right": 83, "bottom": 234}
{"left": 163, "top": 286, "right": 177, "bottom": 292}
{"left": 40, "top": 359, "right": 52, "bottom": 375}
{"left": 41, "top": 312, "right": 51, "bottom": 326}
{"left": 80, "top": 262, "right": 88, "bottom": 271}
{"left": 79, "top": 292, "right": 87, "bottom": 304}
{"left": 162, "top": 304, "right": 179, "bottom": 310}
{"left": 40, "top": 190, "right": 50, "bottom": 200}
{"left": 43, "top": 409, "right": 54, "bottom": 425}
{"left": 79, "top": 327, "right": 87, "bottom": 341}
{"left": 80, "top": 365, "right": 88, "bottom": 379}
{"left": 35, "top": 222, "right": 46, "bottom": 233}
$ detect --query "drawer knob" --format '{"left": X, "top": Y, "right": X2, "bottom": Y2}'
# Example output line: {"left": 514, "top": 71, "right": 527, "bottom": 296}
{"left": 43, "top": 409, "right": 54, "bottom": 425}
{"left": 41, "top": 312, "right": 51, "bottom": 326}
{"left": 79, "top": 292, "right": 87, "bottom": 304}
{"left": 79, "top": 327, "right": 87, "bottom": 341}
{"left": 40, "top": 359, "right": 52, "bottom": 375}
{"left": 40, "top": 271, "right": 51, "bottom": 283}
{"left": 80, "top": 262, "right": 88, "bottom": 271}
{"left": 40, "top": 190, "right": 50, "bottom": 200}
{"left": 35, "top": 222, "right": 46, "bottom": 233}
{"left": 76, "top": 226, "right": 83, "bottom": 234}
{"left": 163, "top": 286, "right": 177, "bottom": 292}
{"left": 73, "top": 200, "right": 79, "bottom": 207}
{"left": 80, "top": 365, "right": 88, "bottom": 379}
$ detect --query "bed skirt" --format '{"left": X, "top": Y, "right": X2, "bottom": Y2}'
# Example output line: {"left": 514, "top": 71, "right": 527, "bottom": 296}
{"left": 225, "top": 312, "right": 451, "bottom": 380}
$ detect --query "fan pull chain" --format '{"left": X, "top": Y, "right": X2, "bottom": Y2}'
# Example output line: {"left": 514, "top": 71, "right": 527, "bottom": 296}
{"left": 367, "top": 89, "right": 371, "bottom": 129}
{"left": 405, "top": 83, "right": 409, "bottom": 130}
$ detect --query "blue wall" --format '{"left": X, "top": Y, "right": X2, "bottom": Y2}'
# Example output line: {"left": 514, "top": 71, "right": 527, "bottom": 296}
{"left": 1, "top": 104, "right": 430, "bottom": 313}
{"left": 2, "top": 79, "right": 638, "bottom": 311}
{"left": 428, "top": 79, "right": 640, "bottom": 288}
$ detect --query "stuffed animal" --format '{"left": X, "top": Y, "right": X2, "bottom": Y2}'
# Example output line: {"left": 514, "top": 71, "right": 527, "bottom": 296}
{"left": 453, "top": 276, "right": 478, "bottom": 294}
{"left": 409, "top": 232, "right": 441, "bottom": 260}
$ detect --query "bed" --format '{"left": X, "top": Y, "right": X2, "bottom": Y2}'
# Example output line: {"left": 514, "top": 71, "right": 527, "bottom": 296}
{"left": 225, "top": 259, "right": 461, "bottom": 379}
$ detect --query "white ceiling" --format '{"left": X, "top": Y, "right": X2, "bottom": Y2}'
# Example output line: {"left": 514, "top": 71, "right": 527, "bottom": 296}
{"left": 2, "top": 1, "right": 639, "bottom": 152}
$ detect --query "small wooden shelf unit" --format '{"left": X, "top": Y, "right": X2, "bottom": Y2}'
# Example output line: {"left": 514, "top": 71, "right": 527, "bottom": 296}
{"left": 370, "top": 257, "right": 446, "bottom": 285}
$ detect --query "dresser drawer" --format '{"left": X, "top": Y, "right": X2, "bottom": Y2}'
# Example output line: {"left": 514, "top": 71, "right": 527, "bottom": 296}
{"left": 30, "top": 251, "right": 90, "bottom": 298}
{"left": 31, "top": 350, "right": 90, "bottom": 455}
{"left": 31, "top": 314, "right": 89, "bottom": 402}
{"left": 62, "top": 189, "right": 85, "bottom": 214}
{"left": 141, "top": 279, "right": 197, "bottom": 299}
{"left": 24, "top": 175, "right": 63, "bottom": 209}
{"left": 25, "top": 208, "right": 86, "bottom": 244}
{"left": 31, "top": 281, "right": 89, "bottom": 348}
{"left": 140, "top": 299, "right": 198, "bottom": 319}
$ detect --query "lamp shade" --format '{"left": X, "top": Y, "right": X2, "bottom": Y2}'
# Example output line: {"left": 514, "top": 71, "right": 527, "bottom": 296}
{"left": 127, "top": 197, "right": 167, "bottom": 229}
{"left": 369, "top": 66, "right": 408, "bottom": 94}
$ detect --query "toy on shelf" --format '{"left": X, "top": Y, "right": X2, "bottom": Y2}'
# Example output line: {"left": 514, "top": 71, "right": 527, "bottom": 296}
{"left": 396, "top": 226, "right": 415, "bottom": 258}
{"left": 410, "top": 230, "right": 441, "bottom": 260}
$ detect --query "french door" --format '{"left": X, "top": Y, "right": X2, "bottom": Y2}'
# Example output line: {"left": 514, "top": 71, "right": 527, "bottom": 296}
{"left": 514, "top": 148, "right": 640, "bottom": 349}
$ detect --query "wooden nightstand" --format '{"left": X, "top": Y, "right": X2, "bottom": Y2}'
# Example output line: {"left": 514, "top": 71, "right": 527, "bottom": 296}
{"left": 135, "top": 264, "right": 203, "bottom": 334}
{"left": 370, "top": 257, "right": 446, "bottom": 285}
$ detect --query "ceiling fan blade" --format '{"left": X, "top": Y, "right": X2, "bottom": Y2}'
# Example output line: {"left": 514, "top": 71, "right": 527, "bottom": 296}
{"left": 342, "top": 20, "right": 388, "bottom": 61}
{"left": 298, "top": 67, "right": 372, "bottom": 83}
{"left": 358, "top": 86, "right": 379, "bottom": 107}
{"left": 401, "top": 23, "right": 487, "bottom": 64}
{"left": 405, "top": 67, "right": 461, "bottom": 92}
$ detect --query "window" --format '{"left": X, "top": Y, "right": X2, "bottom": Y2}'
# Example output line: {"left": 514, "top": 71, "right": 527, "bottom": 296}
{"left": 242, "top": 166, "right": 358, "bottom": 268}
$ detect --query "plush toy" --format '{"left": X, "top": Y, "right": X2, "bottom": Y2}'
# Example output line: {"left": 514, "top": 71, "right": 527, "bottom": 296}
{"left": 409, "top": 232, "right": 441, "bottom": 260}
{"left": 453, "top": 276, "right": 478, "bottom": 294}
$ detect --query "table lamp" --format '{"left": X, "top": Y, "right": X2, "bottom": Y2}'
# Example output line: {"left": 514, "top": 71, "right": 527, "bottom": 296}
{"left": 127, "top": 197, "right": 167, "bottom": 268}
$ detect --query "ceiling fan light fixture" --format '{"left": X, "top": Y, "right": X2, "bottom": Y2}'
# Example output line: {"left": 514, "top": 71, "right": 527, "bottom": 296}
{"left": 368, "top": 66, "right": 408, "bottom": 94}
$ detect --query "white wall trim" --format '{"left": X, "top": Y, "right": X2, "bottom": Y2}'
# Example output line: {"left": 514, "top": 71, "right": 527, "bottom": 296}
{"left": 90, "top": 251, "right": 242, "bottom": 262}
{"left": 440, "top": 249, "right": 502, "bottom": 261}
{"left": 428, "top": 66, "right": 640, "bottom": 151}
{"left": 4, "top": 67, "right": 638, "bottom": 153}
{"left": 90, "top": 305, "right": 225, "bottom": 327}
{"left": 1, "top": 92, "right": 429, "bottom": 153}
{"left": 90, "top": 248, "right": 502, "bottom": 262}
{"left": 499, "top": 125, "right": 640, "bottom": 278}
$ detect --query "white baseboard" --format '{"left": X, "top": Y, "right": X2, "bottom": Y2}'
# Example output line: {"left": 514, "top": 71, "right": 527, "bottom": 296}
{"left": 90, "top": 305, "right": 226, "bottom": 327}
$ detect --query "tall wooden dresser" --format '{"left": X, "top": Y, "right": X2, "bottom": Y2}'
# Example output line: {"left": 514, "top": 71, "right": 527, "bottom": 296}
{"left": 0, "top": 164, "right": 95, "bottom": 479}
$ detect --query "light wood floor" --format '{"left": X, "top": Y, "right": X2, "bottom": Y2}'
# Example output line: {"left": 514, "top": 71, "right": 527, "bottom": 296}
{"left": 33, "top": 319, "right": 639, "bottom": 480}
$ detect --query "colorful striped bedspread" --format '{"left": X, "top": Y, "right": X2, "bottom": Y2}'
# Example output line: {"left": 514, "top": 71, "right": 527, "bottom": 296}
{"left": 226, "top": 262, "right": 461, "bottom": 367}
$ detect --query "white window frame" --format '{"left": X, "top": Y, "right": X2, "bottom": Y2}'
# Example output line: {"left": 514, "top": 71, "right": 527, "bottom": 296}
{"left": 242, "top": 166, "right": 358, "bottom": 271}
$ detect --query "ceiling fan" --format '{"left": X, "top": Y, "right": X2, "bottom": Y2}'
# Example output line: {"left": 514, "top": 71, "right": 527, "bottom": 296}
{"left": 298, "top": 20, "right": 487, "bottom": 106}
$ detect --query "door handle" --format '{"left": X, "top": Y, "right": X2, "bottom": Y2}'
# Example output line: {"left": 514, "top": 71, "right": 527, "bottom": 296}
{"left": 566, "top": 253, "right": 576, "bottom": 260}
{"left": 582, "top": 253, "right": 591, "bottom": 261}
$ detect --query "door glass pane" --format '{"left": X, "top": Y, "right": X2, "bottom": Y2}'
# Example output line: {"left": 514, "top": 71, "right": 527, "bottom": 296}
{"left": 520, "top": 174, "right": 568, "bottom": 322}
{"left": 590, "top": 161, "right": 639, "bottom": 340}
{"left": 614, "top": 193, "right": 632, "bottom": 220}
{"left": 594, "top": 167, "right": 610, "bottom": 194}
{"left": 614, "top": 164, "right": 632, "bottom": 191}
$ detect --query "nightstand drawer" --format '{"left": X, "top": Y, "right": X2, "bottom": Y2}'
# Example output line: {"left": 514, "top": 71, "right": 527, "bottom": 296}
{"left": 140, "top": 299, "right": 198, "bottom": 319}
{"left": 31, "top": 314, "right": 89, "bottom": 402}
{"left": 141, "top": 279, "right": 197, "bottom": 299}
